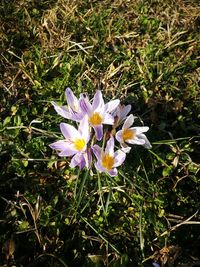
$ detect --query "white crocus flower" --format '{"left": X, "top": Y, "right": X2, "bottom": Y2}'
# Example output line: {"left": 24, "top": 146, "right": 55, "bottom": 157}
{"left": 116, "top": 114, "right": 152, "bottom": 152}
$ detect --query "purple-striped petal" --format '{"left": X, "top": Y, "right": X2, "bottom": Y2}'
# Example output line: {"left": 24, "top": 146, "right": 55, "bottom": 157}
{"left": 79, "top": 97, "right": 92, "bottom": 114}
{"left": 105, "top": 99, "right": 120, "bottom": 113}
{"left": 86, "top": 149, "right": 93, "bottom": 169}
{"left": 92, "top": 145, "right": 102, "bottom": 159}
{"left": 58, "top": 147, "right": 76, "bottom": 157}
{"left": 108, "top": 168, "right": 117, "bottom": 177}
{"left": 65, "top": 87, "right": 79, "bottom": 112}
{"left": 113, "top": 150, "right": 126, "bottom": 167}
{"left": 95, "top": 160, "right": 105, "bottom": 173}
{"left": 93, "top": 125, "right": 103, "bottom": 141}
{"left": 69, "top": 154, "right": 79, "bottom": 168}
{"left": 83, "top": 149, "right": 92, "bottom": 169}
{"left": 51, "top": 102, "right": 72, "bottom": 119}
{"left": 79, "top": 157, "right": 86, "bottom": 169}
{"left": 105, "top": 136, "right": 114, "bottom": 156}
{"left": 79, "top": 116, "right": 90, "bottom": 142}
{"left": 60, "top": 123, "right": 80, "bottom": 139}
{"left": 49, "top": 140, "right": 68, "bottom": 151}
{"left": 120, "top": 104, "right": 131, "bottom": 119}
{"left": 68, "top": 108, "right": 84, "bottom": 121}
{"left": 92, "top": 90, "right": 104, "bottom": 111}
{"left": 70, "top": 153, "right": 86, "bottom": 169}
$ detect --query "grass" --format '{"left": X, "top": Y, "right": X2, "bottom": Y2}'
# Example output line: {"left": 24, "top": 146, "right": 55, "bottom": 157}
{"left": 0, "top": 0, "right": 200, "bottom": 266}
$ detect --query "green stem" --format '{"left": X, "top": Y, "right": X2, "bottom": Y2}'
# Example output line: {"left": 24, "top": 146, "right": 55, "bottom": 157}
{"left": 105, "top": 176, "right": 112, "bottom": 215}
{"left": 74, "top": 168, "right": 81, "bottom": 200}
{"left": 81, "top": 216, "right": 120, "bottom": 255}
{"left": 97, "top": 171, "right": 107, "bottom": 221}
{"left": 72, "top": 169, "right": 89, "bottom": 221}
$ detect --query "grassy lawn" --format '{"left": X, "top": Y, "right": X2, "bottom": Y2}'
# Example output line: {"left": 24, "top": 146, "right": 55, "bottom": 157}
{"left": 0, "top": 0, "right": 200, "bottom": 266}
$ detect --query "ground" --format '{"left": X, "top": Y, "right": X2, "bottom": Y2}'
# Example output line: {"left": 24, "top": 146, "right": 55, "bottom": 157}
{"left": 0, "top": 0, "right": 200, "bottom": 266}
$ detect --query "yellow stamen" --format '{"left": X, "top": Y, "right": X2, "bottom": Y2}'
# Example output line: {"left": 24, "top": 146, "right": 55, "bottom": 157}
{"left": 122, "top": 129, "right": 135, "bottom": 141}
{"left": 74, "top": 138, "right": 85, "bottom": 151}
{"left": 89, "top": 112, "right": 103, "bottom": 125}
{"left": 102, "top": 153, "right": 114, "bottom": 170}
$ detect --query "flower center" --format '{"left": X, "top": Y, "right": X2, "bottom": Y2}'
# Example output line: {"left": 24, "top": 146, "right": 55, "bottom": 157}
{"left": 74, "top": 138, "right": 86, "bottom": 151}
{"left": 102, "top": 153, "right": 114, "bottom": 170}
{"left": 122, "top": 129, "right": 135, "bottom": 141}
{"left": 89, "top": 112, "right": 103, "bottom": 126}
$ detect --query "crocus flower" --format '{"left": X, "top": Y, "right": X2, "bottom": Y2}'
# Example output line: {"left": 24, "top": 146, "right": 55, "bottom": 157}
{"left": 112, "top": 103, "right": 132, "bottom": 127}
{"left": 52, "top": 87, "right": 86, "bottom": 121}
{"left": 92, "top": 136, "right": 126, "bottom": 177}
{"left": 80, "top": 90, "right": 120, "bottom": 140}
{"left": 49, "top": 116, "right": 91, "bottom": 169}
{"left": 69, "top": 149, "right": 92, "bottom": 169}
{"left": 116, "top": 114, "right": 152, "bottom": 152}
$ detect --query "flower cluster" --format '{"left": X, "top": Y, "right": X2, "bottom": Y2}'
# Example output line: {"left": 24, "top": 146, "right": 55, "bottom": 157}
{"left": 50, "top": 88, "right": 151, "bottom": 176}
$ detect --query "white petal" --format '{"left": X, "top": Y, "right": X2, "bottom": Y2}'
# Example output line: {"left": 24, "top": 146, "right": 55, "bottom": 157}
{"left": 103, "top": 113, "right": 114, "bottom": 125}
{"left": 133, "top": 126, "right": 149, "bottom": 134}
{"left": 121, "top": 145, "right": 131, "bottom": 153}
{"left": 123, "top": 114, "right": 134, "bottom": 129}
{"left": 115, "top": 130, "right": 123, "bottom": 143}
{"left": 127, "top": 137, "right": 145, "bottom": 145}
{"left": 138, "top": 134, "right": 152, "bottom": 149}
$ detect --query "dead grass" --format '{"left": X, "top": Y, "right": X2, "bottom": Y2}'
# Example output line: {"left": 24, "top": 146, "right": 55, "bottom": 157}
{"left": 0, "top": 1, "right": 200, "bottom": 266}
